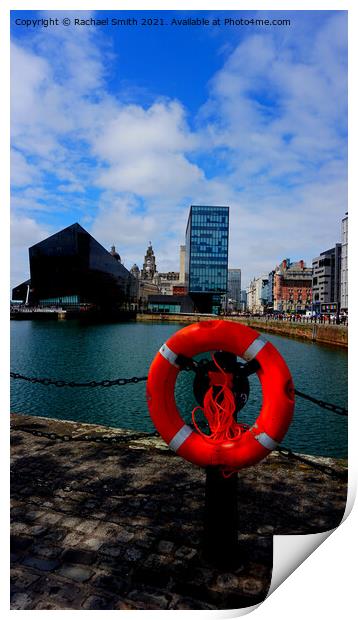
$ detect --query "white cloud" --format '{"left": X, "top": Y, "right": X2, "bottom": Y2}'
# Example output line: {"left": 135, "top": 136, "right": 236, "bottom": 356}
{"left": 11, "top": 215, "right": 53, "bottom": 288}
{"left": 11, "top": 149, "right": 41, "bottom": 187}
{"left": 10, "top": 12, "right": 347, "bottom": 289}
{"left": 93, "top": 101, "right": 204, "bottom": 198}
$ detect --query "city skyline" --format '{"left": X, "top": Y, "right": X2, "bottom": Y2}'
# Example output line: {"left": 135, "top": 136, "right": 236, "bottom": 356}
{"left": 11, "top": 10, "right": 347, "bottom": 289}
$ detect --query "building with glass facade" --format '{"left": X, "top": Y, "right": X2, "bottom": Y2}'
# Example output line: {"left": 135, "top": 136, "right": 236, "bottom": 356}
{"left": 227, "top": 268, "right": 241, "bottom": 310}
{"left": 185, "top": 205, "right": 229, "bottom": 313}
{"left": 312, "top": 244, "right": 341, "bottom": 314}
{"left": 340, "top": 213, "right": 348, "bottom": 312}
{"left": 12, "top": 223, "right": 135, "bottom": 310}
{"left": 147, "top": 294, "right": 194, "bottom": 314}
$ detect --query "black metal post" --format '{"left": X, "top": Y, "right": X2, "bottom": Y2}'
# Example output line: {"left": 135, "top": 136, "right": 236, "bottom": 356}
{"left": 203, "top": 466, "right": 240, "bottom": 567}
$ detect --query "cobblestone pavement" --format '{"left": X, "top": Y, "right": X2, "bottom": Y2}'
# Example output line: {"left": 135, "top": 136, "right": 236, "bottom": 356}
{"left": 10, "top": 414, "right": 347, "bottom": 610}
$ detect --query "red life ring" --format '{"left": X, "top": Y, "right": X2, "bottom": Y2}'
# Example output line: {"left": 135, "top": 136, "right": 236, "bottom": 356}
{"left": 146, "top": 320, "right": 294, "bottom": 470}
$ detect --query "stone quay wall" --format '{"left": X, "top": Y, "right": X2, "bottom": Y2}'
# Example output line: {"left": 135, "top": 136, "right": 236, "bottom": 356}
{"left": 137, "top": 314, "right": 348, "bottom": 348}
{"left": 11, "top": 414, "right": 347, "bottom": 610}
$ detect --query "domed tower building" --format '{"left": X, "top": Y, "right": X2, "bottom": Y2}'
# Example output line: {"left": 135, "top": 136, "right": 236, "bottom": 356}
{"left": 141, "top": 242, "right": 157, "bottom": 281}
{"left": 130, "top": 264, "right": 140, "bottom": 279}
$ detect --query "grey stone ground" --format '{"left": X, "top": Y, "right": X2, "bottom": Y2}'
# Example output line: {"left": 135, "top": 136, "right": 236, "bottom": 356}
{"left": 10, "top": 414, "right": 347, "bottom": 610}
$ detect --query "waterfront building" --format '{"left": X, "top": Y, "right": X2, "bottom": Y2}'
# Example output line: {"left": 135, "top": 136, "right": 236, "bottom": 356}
{"left": 340, "top": 213, "right": 348, "bottom": 312}
{"left": 227, "top": 269, "right": 241, "bottom": 311}
{"left": 185, "top": 205, "right": 229, "bottom": 314}
{"left": 157, "top": 271, "right": 180, "bottom": 296}
{"left": 172, "top": 284, "right": 187, "bottom": 296}
{"left": 130, "top": 264, "right": 140, "bottom": 279}
{"left": 147, "top": 294, "right": 194, "bottom": 314}
{"left": 273, "top": 259, "right": 312, "bottom": 313}
{"left": 240, "top": 289, "right": 247, "bottom": 312}
{"left": 267, "top": 270, "right": 276, "bottom": 312}
{"left": 312, "top": 245, "right": 341, "bottom": 314}
{"left": 12, "top": 223, "right": 135, "bottom": 309}
{"left": 179, "top": 245, "right": 186, "bottom": 283}
{"left": 247, "top": 275, "right": 268, "bottom": 314}
{"left": 141, "top": 242, "right": 157, "bottom": 281}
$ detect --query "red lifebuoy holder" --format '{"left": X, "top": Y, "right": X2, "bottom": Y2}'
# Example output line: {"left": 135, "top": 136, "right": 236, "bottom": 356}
{"left": 146, "top": 320, "right": 295, "bottom": 470}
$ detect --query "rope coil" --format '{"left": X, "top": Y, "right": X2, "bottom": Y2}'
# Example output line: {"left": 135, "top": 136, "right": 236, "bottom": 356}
{"left": 192, "top": 354, "right": 249, "bottom": 444}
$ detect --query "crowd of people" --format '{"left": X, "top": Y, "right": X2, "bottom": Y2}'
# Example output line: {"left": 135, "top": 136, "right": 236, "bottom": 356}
{"left": 236, "top": 312, "right": 348, "bottom": 325}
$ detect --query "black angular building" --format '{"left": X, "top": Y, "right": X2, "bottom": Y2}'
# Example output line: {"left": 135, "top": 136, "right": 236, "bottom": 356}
{"left": 12, "top": 223, "right": 135, "bottom": 310}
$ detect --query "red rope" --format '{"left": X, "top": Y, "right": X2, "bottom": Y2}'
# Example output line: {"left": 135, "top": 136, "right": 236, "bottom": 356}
{"left": 191, "top": 353, "right": 248, "bottom": 444}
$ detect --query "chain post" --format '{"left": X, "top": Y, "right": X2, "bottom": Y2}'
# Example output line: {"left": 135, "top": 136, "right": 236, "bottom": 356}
{"left": 203, "top": 467, "right": 240, "bottom": 567}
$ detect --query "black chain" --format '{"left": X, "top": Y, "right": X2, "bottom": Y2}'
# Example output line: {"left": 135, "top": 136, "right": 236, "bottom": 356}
{"left": 277, "top": 445, "right": 347, "bottom": 480}
{"left": 294, "top": 389, "right": 347, "bottom": 416}
{"left": 10, "top": 372, "right": 148, "bottom": 388}
{"left": 10, "top": 372, "right": 347, "bottom": 416}
{"left": 11, "top": 425, "right": 345, "bottom": 479}
{"left": 11, "top": 425, "right": 159, "bottom": 444}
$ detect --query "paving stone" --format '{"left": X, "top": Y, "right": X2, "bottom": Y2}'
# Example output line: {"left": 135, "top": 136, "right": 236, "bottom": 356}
{"left": 39, "top": 528, "right": 67, "bottom": 545}
{"left": 11, "top": 568, "right": 41, "bottom": 590}
{"left": 170, "top": 595, "right": 216, "bottom": 610}
{"left": 82, "top": 594, "right": 114, "bottom": 610}
{"left": 157, "top": 540, "right": 175, "bottom": 554}
{"left": 141, "top": 553, "right": 168, "bottom": 571}
{"left": 73, "top": 519, "right": 100, "bottom": 535}
{"left": 22, "top": 556, "right": 61, "bottom": 571}
{"left": 237, "top": 576, "right": 266, "bottom": 596}
{"left": 10, "top": 535, "right": 33, "bottom": 552}
{"left": 90, "top": 571, "right": 126, "bottom": 593}
{"left": 113, "top": 597, "right": 138, "bottom": 610}
{"left": 56, "top": 564, "right": 94, "bottom": 583}
{"left": 31, "top": 543, "right": 63, "bottom": 559}
{"left": 124, "top": 547, "right": 144, "bottom": 563}
{"left": 82, "top": 536, "right": 108, "bottom": 551}
{"left": 33, "top": 601, "right": 69, "bottom": 610}
{"left": 10, "top": 592, "right": 34, "bottom": 609}
{"left": 61, "top": 532, "right": 86, "bottom": 548}
{"left": 29, "top": 524, "right": 49, "bottom": 537}
{"left": 58, "top": 516, "right": 83, "bottom": 530}
{"left": 99, "top": 543, "right": 125, "bottom": 558}
{"left": 61, "top": 548, "right": 97, "bottom": 565}
{"left": 175, "top": 545, "right": 197, "bottom": 561}
{"left": 10, "top": 414, "right": 347, "bottom": 611}
{"left": 126, "top": 589, "right": 170, "bottom": 610}
{"left": 215, "top": 573, "right": 240, "bottom": 590}
{"left": 36, "top": 511, "right": 63, "bottom": 526}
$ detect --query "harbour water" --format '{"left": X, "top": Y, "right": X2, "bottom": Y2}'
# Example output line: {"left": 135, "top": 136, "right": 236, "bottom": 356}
{"left": 10, "top": 320, "right": 348, "bottom": 458}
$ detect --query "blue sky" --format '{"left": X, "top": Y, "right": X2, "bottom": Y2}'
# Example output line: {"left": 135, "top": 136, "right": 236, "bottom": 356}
{"left": 10, "top": 9, "right": 347, "bottom": 288}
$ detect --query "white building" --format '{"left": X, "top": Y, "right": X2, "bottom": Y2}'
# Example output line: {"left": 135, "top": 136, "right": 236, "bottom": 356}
{"left": 247, "top": 275, "right": 269, "bottom": 314}
{"left": 340, "top": 214, "right": 348, "bottom": 311}
{"left": 179, "top": 245, "right": 186, "bottom": 283}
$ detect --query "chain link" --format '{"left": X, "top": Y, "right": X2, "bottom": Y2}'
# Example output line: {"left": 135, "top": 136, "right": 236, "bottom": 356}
{"left": 277, "top": 445, "right": 347, "bottom": 480}
{"left": 294, "top": 389, "right": 347, "bottom": 416}
{"left": 10, "top": 372, "right": 148, "bottom": 388}
{"left": 11, "top": 425, "right": 159, "bottom": 444}
{"left": 11, "top": 425, "right": 346, "bottom": 479}
{"left": 10, "top": 372, "right": 347, "bottom": 416}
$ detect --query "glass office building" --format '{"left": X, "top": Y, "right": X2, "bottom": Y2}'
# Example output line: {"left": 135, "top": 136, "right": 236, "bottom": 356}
{"left": 13, "top": 223, "right": 135, "bottom": 309}
{"left": 228, "top": 269, "right": 241, "bottom": 310}
{"left": 185, "top": 205, "right": 229, "bottom": 313}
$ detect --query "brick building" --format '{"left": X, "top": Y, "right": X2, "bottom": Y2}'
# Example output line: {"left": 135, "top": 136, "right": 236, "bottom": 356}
{"left": 273, "top": 259, "right": 312, "bottom": 314}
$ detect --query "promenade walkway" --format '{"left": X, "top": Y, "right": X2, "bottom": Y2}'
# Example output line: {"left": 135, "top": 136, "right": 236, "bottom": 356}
{"left": 11, "top": 414, "right": 347, "bottom": 610}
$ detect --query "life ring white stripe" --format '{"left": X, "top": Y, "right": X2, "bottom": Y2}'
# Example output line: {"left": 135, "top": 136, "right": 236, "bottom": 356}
{"left": 159, "top": 343, "right": 179, "bottom": 367}
{"left": 168, "top": 424, "right": 193, "bottom": 452}
{"left": 254, "top": 432, "right": 278, "bottom": 451}
{"left": 242, "top": 336, "right": 267, "bottom": 361}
